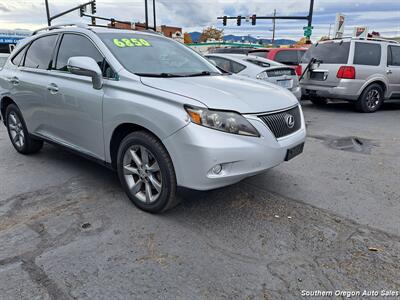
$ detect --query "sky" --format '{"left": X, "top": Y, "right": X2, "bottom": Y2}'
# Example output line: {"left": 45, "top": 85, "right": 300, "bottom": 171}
{"left": 0, "top": 0, "right": 399, "bottom": 40}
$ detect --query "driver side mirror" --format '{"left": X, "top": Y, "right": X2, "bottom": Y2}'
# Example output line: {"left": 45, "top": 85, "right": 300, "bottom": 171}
{"left": 67, "top": 56, "right": 103, "bottom": 90}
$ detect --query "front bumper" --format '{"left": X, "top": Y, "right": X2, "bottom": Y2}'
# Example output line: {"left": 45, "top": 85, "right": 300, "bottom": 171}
{"left": 163, "top": 108, "right": 306, "bottom": 190}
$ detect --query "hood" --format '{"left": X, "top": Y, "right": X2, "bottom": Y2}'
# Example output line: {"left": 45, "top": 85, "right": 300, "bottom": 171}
{"left": 140, "top": 75, "right": 298, "bottom": 114}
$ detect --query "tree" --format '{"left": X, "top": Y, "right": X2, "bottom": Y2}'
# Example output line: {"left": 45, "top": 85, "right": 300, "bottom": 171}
{"left": 183, "top": 32, "right": 193, "bottom": 44}
{"left": 199, "top": 27, "right": 224, "bottom": 43}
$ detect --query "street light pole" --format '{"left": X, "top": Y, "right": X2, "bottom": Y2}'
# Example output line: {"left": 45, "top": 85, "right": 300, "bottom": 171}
{"left": 144, "top": 0, "right": 149, "bottom": 29}
{"left": 153, "top": 0, "right": 156, "bottom": 30}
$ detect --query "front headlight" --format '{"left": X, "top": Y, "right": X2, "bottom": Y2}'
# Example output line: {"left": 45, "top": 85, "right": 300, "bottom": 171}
{"left": 185, "top": 106, "right": 260, "bottom": 137}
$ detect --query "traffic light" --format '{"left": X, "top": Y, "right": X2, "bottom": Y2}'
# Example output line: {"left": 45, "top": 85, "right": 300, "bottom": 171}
{"left": 237, "top": 15, "right": 241, "bottom": 26}
{"left": 251, "top": 14, "right": 256, "bottom": 26}
{"left": 79, "top": 5, "right": 85, "bottom": 17}
{"left": 223, "top": 16, "right": 227, "bottom": 26}
{"left": 91, "top": 0, "right": 97, "bottom": 14}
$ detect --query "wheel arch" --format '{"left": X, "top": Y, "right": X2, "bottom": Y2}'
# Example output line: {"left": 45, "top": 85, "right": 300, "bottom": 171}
{"left": 0, "top": 96, "right": 17, "bottom": 124}
{"left": 359, "top": 80, "right": 388, "bottom": 100}
{"left": 109, "top": 123, "right": 168, "bottom": 170}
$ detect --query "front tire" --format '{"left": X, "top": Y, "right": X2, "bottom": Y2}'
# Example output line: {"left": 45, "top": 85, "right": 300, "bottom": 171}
{"left": 117, "top": 131, "right": 178, "bottom": 213}
{"left": 5, "top": 104, "right": 43, "bottom": 154}
{"left": 355, "top": 84, "right": 384, "bottom": 113}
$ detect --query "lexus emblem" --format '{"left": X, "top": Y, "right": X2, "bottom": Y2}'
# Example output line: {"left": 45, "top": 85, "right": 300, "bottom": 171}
{"left": 284, "top": 114, "right": 295, "bottom": 129}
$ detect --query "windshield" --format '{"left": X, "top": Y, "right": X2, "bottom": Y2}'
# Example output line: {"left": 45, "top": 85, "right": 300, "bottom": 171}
{"left": 0, "top": 56, "right": 7, "bottom": 68}
{"left": 301, "top": 41, "right": 350, "bottom": 64}
{"left": 99, "top": 33, "right": 220, "bottom": 77}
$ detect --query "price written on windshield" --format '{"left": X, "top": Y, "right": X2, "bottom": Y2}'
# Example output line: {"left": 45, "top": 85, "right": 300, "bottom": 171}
{"left": 113, "top": 38, "right": 152, "bottom": 48}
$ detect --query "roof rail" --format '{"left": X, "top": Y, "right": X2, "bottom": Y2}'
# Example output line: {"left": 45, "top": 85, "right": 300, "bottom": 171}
{"left": 322, "top": 36, "right": 399, "bottom": 44}
{"left": 32, "top": 23, "right": 89, "bottom": 35}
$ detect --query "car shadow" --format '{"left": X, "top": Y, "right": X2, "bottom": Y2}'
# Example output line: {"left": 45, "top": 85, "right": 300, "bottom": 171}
{"left": 302, "top": 99, "right": 400, "bottom": 112}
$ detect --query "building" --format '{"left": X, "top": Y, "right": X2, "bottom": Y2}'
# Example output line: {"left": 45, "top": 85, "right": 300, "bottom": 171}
{"left": 109, "top": 22, "right": 182, "bottom": 42}
{"left": 0, "top": 29, "right": 31, "bottom": 53}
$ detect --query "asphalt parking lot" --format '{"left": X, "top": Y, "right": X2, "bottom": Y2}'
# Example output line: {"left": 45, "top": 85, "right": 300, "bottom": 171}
{"left": 0, "top": 100, "right": 399, "bottom": 300}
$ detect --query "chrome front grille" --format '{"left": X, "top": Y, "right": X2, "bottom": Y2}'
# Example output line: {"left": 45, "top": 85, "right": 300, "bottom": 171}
{"left": 258, "top": 106, "right": 301, "bottom": 138}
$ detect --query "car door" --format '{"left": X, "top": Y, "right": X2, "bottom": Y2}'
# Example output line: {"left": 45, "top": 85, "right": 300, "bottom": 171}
{"left": 7, "top": 34, "right": 59, "bottom": 135}
{"left": 47, "top": 33, "right": 106, "bottom": 160}
{"left": 387, "top": 45, "right": 400, "bottom": 98}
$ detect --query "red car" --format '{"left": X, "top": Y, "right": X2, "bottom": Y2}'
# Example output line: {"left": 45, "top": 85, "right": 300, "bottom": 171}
{"left": 249, "top": 48, "right": 307, "bottom": 76}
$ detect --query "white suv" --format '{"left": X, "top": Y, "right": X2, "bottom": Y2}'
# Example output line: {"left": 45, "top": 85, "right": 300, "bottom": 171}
{"left": 0, "top": 24, "right": 306, "bottom": 213}
{"left": 301, "top": 38, "right": 400, "bottom": 112}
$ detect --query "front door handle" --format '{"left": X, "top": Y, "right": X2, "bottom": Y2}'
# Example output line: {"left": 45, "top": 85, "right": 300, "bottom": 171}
{"left": 47, "top": 83, "right": 59, "bottom": 94}
{"left": 9, "top": 76, "right": 20, "bottom": 85}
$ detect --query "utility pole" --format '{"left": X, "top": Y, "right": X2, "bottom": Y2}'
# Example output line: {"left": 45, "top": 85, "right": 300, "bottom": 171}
{"left": 272, "top": 9, "right": 276, "bottom": 44}
{"left": 328, "top": 23, "right": 332, "bottom": 39}
{"left": 144, "top": 0, "right": 149, "bottom": 29}
{"left": 152, "top": 0, "right": 156, "bottom": 30}
{"left": 45, "top": 0, "right": 51, "bottom": 26}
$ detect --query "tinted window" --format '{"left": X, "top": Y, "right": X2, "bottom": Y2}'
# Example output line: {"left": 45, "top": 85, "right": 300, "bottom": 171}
{"left": 388, "top": 46, "right": 400, "bottom": 66}
{"left": 56, "top": 34, "right": 103, "bottom": 72}
{"left": 301, "top": 42, "right": 350, "bottom": 64}
{"left": 275, "top": 50, "right": 299, "bottom": 65}
{"left": 24, "top": 35, "right": 58, "bottom": 69}
{"left": 353, "top": 42, "right": 381, "bottom": 66}
{"left": 207, "top": 56, "right": 232, "bottom": 72}
{"left": 11, "top": 48, "right": 25, "bottom": 66}
{"left": 249, "top": 51, "right": 269, "bottom": 58}
{"left": 230, "top": 60, "right": 246, "bottom": 73}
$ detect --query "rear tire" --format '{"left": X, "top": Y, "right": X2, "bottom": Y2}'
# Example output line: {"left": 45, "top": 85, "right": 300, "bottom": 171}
{"left": 309, "top": 97, "right": 328, "bottom": 106}
{"left": 117, "top": 131, "right": 179, "bottom": 213}
{"left": 5, "top": 104, "right": 43, "bottom": 154}
{"left": 355, "top": 84, "right": 384, "bottom": 113}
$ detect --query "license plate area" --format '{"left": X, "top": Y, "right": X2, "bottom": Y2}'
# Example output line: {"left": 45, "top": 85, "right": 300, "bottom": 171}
{"left": 277, "top": 79, "right": 293, "bottom": 89}
{"left": 310, "top": 71, "right": 327, "bottom": 81}
{"left": 285, "top": 143, "right": 304, "bottom": 161}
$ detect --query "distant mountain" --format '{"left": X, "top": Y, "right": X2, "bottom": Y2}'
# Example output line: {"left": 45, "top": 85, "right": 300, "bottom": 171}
{"left": 189, "top": 32, "right": 295, "bottom": 45}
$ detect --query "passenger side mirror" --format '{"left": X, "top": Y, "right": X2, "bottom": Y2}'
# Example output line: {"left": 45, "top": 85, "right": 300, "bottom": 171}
{"left": 67, "top": 56, "right": 103, "bottom": 90}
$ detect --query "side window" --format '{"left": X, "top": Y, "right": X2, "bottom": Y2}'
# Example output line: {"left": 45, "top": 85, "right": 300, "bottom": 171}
{"left": 275, "top": 51, "right": 299, "bottom": 65}
{"left": 353, "top": 42, "right": 381, "bottom": 66}
{"left": 207, "top": 57, "right": 232, "bottom": 73}
{"left": 11, "top": 47, "right": 27, "bottom": 66}
{"left": 24, "top": 35, "right": 58, "bottom": 69}
{"left": 230, "top": 61, "right": 246, "bottom": 73}
{"left": 56, "top": 34, "right": 114, "bottom": 78}
{"left": 388, "top": 46, "right": 400, "bottom": 66}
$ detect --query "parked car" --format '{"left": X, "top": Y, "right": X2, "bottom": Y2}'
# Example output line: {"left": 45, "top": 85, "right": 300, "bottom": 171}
{"left": 0, "top": 24, "right": 306, "bottom": 213}
{"left": 249, "top": 48, "right": 307, "bottom": 76}
{"left": 0, "top": 53, "right": 9, "bottom": 69}
{"left": 205, "top": 53, "right": 301, "bottom": 100}
{"left": 209, "top": 47, "right": 257, "bottom": 55}
{"left": 300, "top": 37, "right": 400, "bottom": 113}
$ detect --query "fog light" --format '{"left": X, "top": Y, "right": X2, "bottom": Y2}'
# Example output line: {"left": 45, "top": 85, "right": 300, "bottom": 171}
{"left": 212, "top": 164, "right": 222, "bottom": 175}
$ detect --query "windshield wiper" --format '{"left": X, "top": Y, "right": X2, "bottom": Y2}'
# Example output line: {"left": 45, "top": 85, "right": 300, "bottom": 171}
{"left": 135, "top": 73, "right": 185, "bottom": 78}
{"left": 184, "top": 71, "right": 221, "bottom": 77}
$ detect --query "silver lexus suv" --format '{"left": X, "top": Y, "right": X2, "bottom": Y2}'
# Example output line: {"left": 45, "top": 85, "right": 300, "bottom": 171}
{"left": 0, "top": 24, "right": 306, "bottom": 213}
{"left": 300, "top": 37, "right": 400, "bottom": 113}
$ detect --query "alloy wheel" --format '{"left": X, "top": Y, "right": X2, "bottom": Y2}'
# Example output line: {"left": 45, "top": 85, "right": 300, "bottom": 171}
{"left": 366, "top": 89, "right": 380, "bottom": 110}
{"left": 123, "top": 145, "right": 162, "bottom": 204}
{"left": 8, "top": 112, "right": 25, "bottom": 148}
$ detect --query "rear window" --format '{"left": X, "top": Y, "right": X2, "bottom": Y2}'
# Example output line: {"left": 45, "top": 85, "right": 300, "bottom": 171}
{"left": 275, "top": 50, "right": 300, "bottom": 65}
{"left": 353, "top": 42, "right": 381, "bottom": 66}
{"left": 301, "top": 42, "right": 350, "bottom": 64}
{"left": 249, "top": 51, "right": 269, "bottom": 58}
{"left": 246, "top": 59, "right": 270, "bottom": 68}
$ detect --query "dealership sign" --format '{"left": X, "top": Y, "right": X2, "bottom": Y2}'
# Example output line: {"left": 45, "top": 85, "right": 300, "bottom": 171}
{"left": 353, "top": 26, "right": 368, "bottom": 38}
{"left": 0, "top": 29, "right": 31, "bottom": 44}
{"left": 334, "top": 14, "right": 345, "bottom": 38}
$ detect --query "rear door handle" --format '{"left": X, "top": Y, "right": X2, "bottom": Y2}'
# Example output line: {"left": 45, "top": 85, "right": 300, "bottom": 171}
{"left": 387, "top": 69, "right": 393, "bottom": 75}
{"left": 47, "top": 83, "right": 59, "bottom": 94}
{"left": 8, "top": 76, "right": 20, "bottom": 85}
